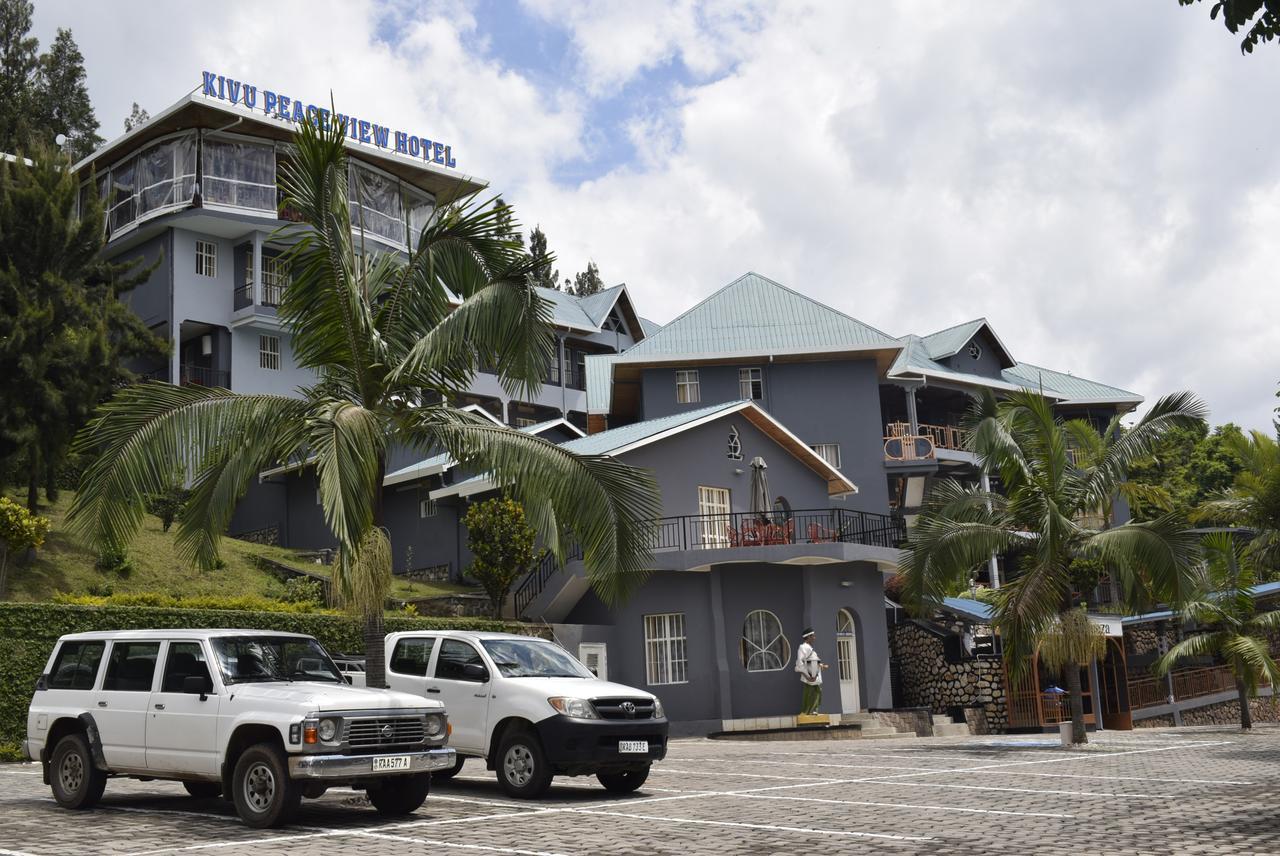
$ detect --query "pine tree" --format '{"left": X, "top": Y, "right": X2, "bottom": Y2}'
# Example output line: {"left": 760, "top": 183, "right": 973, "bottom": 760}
{"left": 0, "top": 0, "right": 38, "bottom": 155}
{"left": 31, "top": 28, "right": 101, "bottom": 160}
{"left": 528, "top": 225, "right": 560, "bottom": 291}
{"left": 570, "top": 260, "right": 604, "bottom": 297}
{"left": 0, "top": 148, "right": 166, "bottom": 510}
{"left": 123, "top": 102, "right": 149, "bottom": 133}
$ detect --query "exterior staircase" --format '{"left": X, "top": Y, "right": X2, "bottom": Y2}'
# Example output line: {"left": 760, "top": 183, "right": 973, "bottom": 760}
{"left": 838, "top": 713, "right": 919, "bottom": 739}
{"left": 930, "top": 713, "right": 972, "bottom": 737}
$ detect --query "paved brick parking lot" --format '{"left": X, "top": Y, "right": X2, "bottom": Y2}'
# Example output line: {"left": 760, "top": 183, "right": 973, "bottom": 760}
{"left": 3, "top": 728, "right": 1280, "bottom": 855}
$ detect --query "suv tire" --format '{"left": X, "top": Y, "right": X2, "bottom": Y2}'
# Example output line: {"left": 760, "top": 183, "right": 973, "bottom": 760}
{"left": 183, "top": 781, "right": 223, "bottom": 799}
{"left": 597, "top": 765, "right": 650, "bottom": 793}
{"left": 496, "top": 729, "right": 553, "bottom": 798}
{"left": 367, "top": 773, "right": 430, "bottom": 815}
{"left": 231, "top": 743, "right": 301, "bottom": 828}
{"left": 49, "top": 733, "right": 107, "bottom": 809}
{"left": 432, "top": 755, "right": 466, "bottom": 781}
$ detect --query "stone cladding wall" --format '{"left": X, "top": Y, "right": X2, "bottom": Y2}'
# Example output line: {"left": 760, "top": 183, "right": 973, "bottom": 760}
{"left": 889, "top": 619, "right": 1008, "bottom": 732}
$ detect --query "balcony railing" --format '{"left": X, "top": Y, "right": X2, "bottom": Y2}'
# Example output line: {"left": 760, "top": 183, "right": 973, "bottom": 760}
{"left": 1129, "top": 664, "right": 1254, "bottom": 711}
{"left": 512, "top": 508, "right": 906, "bottom": 616}
{"left": 884, "top": 422, "right": 970, "bottom": 462}
{"left": 179, "top": 364, "right": 230, "bottom": 389}
{"left": 234, "top": 282, "right": 286, "bottom": 309}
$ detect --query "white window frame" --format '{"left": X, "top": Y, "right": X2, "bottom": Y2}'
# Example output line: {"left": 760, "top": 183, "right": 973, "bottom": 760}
{"left": 419, "top": 498, "right": 437, "bottom": 519}
{"left": 675, "top": 369, "right": 701, "bottom": 404}
{"left": 741, "top": 609, "right": 791, "bottom": 672}
{"left": 811, "top": 443, "right": 842, "bottom": 470}
{"left": 262, "top": 255, "right": 290, "bottom": 305}
{"left": 697, "top": 485, "right": 731, "bottom": 548}
{"left": 259, "top": 334, "right": 280, "bottom": 371}
{"left": 514, "top": 417, "right": 538, "bottom": 428}
{"left": 738, "top": 367, "right": 763, "bottom": 400}
{"left": 643, "top": 613, "right": 687, "bottom": 686}
{"left": 195, "top": 240, "right": 217, "bottom": 278}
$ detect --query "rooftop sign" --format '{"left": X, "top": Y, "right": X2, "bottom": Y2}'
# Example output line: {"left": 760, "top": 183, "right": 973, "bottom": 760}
{"left": 200, "top": 71, "right": 457, "bottom": 169}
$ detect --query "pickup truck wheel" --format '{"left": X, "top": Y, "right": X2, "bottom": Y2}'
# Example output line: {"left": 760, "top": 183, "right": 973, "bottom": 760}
{"left": 367, "top": 773, "right": 430, "bottom": 815}
{"left": 497, "top": 731, "right": 553, "bottom": 798}
{"left": 231, "top": 743, "right": 301, "bottom": 828}
{"left": 432, "top": 755, "right": 466, "bottom": 781}
{"left": 50, "top": 734, "right": 106, "bottom": 809}
{"left": 182, "top": 781, "right": 222, "bottom": 799}
{"left": 597, "top": 765, "right": 650, "bottom": 794}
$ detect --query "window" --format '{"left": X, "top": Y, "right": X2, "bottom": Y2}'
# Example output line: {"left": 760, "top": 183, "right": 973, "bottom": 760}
{"left": 48, "top": 641, "right": 105, "bottom": 690}
{"left": 726, "top": 425, "right": 742, "bottom": 460}
{"left": 433, "top": 638, "right": 485, "bottom": 682}
{"left": 675, "top": 369, "right": 700, "bottom": 404}
{"left": 259, "top": 335, "right": 280, "bottom": 371}
{"left": 811, "top": 443, "right": 842, "bottom": 470}
{"left": 135, "top": 135, "right": 197, "bottom": 218}
{"left": 740, "top": 610, "right": 790, "bottom": 672}
{"left": 349, "top": 161, "right": 407, "bottom": 246}
{"left": 644, "top": 613, "right": 687, "bottom": 685}
{"left": 967, "top": 341, "right": 982, "bottom": 360}
{"left": 262, "top": 255, "right": 289, "bottom": 306}
{"left": 697, "top": 485, "right": 731, "bottom": 548}
{"left": 102, "top": 641, "right": 161, "bottom": 692}
{"left": 739, "top": 368, "right": 763, "bottom": 400}
{"left": 160, "top": 641, "right": 213, "bottom": 693}
{"left": 202, "top": 136, "right": 276, "bottom": 212}
{"left": 514, "top": 417, "right": 538, "bottom": 428}
{"left": 389, "top": 638, "right": 435, "bottom": 677}
{"left": 419, "top": 498, "right": 437, "bottom": 519}
{"left": 195, "top": 240, "right": 217, "bottom": 277}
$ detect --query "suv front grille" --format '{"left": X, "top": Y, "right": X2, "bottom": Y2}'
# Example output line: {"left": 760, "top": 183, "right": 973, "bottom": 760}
{"left": 343, "top": 716, "right": 426, "bottom": 749}
{"left": 592, "top": 697, "right": 655, "bottom": 720}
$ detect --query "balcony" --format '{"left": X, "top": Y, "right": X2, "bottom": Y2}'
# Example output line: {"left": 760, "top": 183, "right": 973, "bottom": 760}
{"left": 179, "top": 364, "right": 230, "bottom": 389}
{"left": 1128, "top": 664, "right": 1255, "bottom": 711}
{"left": 883, "top": 421, "right": 970, "bottom": 462}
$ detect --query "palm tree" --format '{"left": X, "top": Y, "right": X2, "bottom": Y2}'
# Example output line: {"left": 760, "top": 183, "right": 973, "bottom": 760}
{"left": 900, "top": 389, "right": 1207, "bottom": 743}
{"left": 67, "top": 114, "right": 660, "bottom": 688}
{"left": 1155, "top": 532, "right": 1280, "bottom": 729}
{"left": 1196, "top": 430, "right": 1280, "bottom": 573}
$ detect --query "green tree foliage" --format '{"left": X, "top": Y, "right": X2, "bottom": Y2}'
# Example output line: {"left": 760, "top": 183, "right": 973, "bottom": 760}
{"left": 1126, "top": 423, "right": 1245, "bottom": 523}
{"left": 0, "top": 150, "right": 167, "bottom": 512}
{"left": 67, "top": 115, "right": 660, "bottom": 689}
{"left": 1196, "top": 430, "right": 1280, "bottom": 573}
{"left": 1156, "top": 533, "right": 1280, "bottom": 728}
{"left": 0, "top": 495, "right": 48, "bottom": 597}
{"left": 569, "top": 260, "right": 604, "bottom": 297}
{"left": 123, "top": 102, "right": 149, "bottom": 133}
{"left": 464, "top": 497, "right": 537, "bottom": 618}
{"left": 899, "top": 389, "right": 1208, "bottom": 743}
{"left": 0, "top": 3, "right": 100, "bottom": 159}
{"left": 145, "top": 483, "right": 190, "bottom": 533}
{"left": 527, "top": 225, "right": 561, "bottom": 291}
{"left": 1179, "top": 0, "right": 1280, "bottom": 53}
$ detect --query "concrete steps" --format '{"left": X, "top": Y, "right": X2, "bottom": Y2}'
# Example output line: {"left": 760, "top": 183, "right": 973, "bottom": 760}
{"left": 931, "top": 713, "right": 971, "bottom": 737}
{"left": 839, "top": 713, "right": 919, "bottom": 739}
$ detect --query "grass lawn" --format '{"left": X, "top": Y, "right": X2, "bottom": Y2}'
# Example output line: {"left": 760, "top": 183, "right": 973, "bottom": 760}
{"left": 3, "top": 489, "right": 470, "bottom": 603}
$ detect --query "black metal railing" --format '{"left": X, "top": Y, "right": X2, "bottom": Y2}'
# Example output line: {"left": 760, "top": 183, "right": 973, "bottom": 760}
{"left": 179, "top": 364, "right": 230, "bottom": 389}
{"left": 512, "top": 509, "right": 905, "bottom": 616}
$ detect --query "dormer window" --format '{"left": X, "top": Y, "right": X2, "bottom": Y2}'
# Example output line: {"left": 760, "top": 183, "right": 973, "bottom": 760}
{"left": 727, "top": 425, "right": 742, "bottom": 460}
{"left": 967, "top": 342, "right": 982, "bottom": 360}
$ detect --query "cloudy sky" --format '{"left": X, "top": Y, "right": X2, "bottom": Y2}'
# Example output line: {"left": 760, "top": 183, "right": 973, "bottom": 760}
{"left": 32, "top": 0, "right": 1280, "bottom": 430}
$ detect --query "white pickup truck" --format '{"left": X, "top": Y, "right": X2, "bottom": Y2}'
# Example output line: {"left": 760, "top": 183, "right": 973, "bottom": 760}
{"left": 385, "top": 630, "right": 668, "bottom": 797}
{"left": 24, "top": 629, "right": 454, "bottom": 827}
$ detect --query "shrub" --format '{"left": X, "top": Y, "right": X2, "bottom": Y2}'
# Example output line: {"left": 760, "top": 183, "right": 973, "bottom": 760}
{"left": 282, "top": 575, "right": 325, "bottom": 605}
{"left": 463, "top": 497, "right": 536, "bottom": 619}
{"left": 95, "top": 544, "right": 134, "bottom": 577}
{"left": 0, "top": 496, "right": 51, "bottom": 597}
{"left": 52, "top": 592, "right": 335, "bottom": 614}
{"left": 145, "top": 484, "right": 190, "bottom": 533}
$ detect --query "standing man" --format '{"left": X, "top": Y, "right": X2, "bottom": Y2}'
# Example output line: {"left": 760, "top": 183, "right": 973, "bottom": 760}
{"left": 796, "top": 628, "right": 828, "bottom": 716}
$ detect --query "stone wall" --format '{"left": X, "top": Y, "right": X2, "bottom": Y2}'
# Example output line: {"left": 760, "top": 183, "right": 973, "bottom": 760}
{"left": 889, "top": 619, "right": 1008, "bottom": 732}
{"left": 1125, "top": 623, "right": 1176, "bottom": 660}
{"left": 1134, "top": 714, "right": 1175, "bottom": 728}
{"left": 404, "top": 594, "right": 493, "bottom": 618}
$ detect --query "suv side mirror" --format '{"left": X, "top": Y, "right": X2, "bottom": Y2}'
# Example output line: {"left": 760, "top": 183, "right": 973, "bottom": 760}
{"left": 461, "top": 662, "right": 489, "bottom": 683}
{"left": 183, "top": 674, "right": 212, "bottom": 700}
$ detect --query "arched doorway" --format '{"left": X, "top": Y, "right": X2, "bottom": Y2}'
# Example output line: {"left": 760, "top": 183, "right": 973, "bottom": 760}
{"left": 836, "top": 609, "right": 860, "bottom": 713}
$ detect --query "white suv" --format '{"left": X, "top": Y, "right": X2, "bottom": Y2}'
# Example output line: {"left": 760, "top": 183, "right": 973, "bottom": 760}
{"left": 24, "top": 629, "right": 454, "bottom": 828}
{"left": 385, "top": 630, "right": 668, "bottom": 798}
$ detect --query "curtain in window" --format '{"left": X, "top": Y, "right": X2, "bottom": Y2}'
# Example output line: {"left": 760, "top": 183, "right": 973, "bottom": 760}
{"left": 203, "top": 137, "right": 276, "bottom": 212}
{"left": 108, "top": 158, "right": 136, "bottom": 232}
{"left": 136, "top": 134, "right": 196, "bottom": 216}
{"left": 407, "top": 192, "right": 435, "bottom": 243}
{"left": 348, "top": 162, "right": 406, "bottom": 245}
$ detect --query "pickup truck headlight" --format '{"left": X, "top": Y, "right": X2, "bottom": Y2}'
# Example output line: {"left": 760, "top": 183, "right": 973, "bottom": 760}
{"left": 424, "top": 713, "right": 446, "bottom": 738}
{"left": 652, "top": 697, "right": 665, "bottom": 719}
{"left": 317, "top": 718, "right": 338, "bottom": 743}
{"left": 548, "top": 697, "right": 600, "bottom": 720}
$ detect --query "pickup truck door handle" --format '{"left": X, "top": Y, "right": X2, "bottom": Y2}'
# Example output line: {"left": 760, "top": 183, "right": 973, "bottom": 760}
{"left": 97, "top": 701, "right": 107, "bottom": 708}
{"left": 154, "top": 703, "right": 165, "bottom": 711}
{"left": 473, "top": 693, "right": 488, "bottom": 698}
{"left": 426, "top": 688, "right": 441, "bottom": 694}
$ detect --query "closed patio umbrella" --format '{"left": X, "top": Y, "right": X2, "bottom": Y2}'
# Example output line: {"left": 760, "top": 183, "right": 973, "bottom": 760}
{"left": 749, "top": 456, "right": 770, "bottom": 516}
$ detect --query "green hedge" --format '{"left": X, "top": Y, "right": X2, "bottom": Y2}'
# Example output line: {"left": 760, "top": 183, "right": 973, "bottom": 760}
{"left": 0, "top": 603, "right": 544, "bottom": 748}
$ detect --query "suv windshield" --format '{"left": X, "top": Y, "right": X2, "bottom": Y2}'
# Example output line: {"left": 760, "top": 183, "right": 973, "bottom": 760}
{"left": 212, "top": 636, "right": 343, "bottom": 684}
{"left": 480, "top": 639, "right": 594, "bottom": 679}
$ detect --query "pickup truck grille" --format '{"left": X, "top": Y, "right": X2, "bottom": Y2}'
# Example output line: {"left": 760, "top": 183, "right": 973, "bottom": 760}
{"left": 591, "top": 697, "right": 656, "bottom": 720}
{"left": 343, "top": 716, "right": 426, "bottom": 749}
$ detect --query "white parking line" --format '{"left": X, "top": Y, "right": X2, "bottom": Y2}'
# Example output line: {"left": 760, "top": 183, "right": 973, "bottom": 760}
{"left": 725, "top": 790, "right": 1075, "bottom": 819}
{"left": 0, "top": 847, "right": 43, "bottom": 856}
{"left": 567, "top": 808, "right": 934, "bottom": 842}
{"left": 655, "top": 768, "right": 834, "bottom": 781}
{"left": 123, "top": 831, "right": 339, "bottom": 856}
{"left": 353, "top": 829, "right": 575, "bottom": 856}
{"left": 977, "top": 769, "right": 1255, "bottom": 786}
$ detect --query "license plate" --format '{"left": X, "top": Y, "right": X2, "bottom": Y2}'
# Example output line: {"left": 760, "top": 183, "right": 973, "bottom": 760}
{"left": 618, "top": 740, "right": 649, "bottom": 754}
{"left": 372, "top": 755, "right": 411, "bottom": 772}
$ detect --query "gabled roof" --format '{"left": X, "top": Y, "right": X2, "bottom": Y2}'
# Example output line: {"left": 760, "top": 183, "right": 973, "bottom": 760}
{"left": 576, "top": 284, "right": 627, "bottom": 327}
{"left": 613, "top": 272, "right": 899, "bottom": 364}
{"left": 536, "top": 287, "right": 598, "bottom": 333}
{"left": 384, "top": 416, "right": 583, "bottom": 488}
{"left": 922, "top": 318, "right": 1016, "bottom": 367}
{"left": 638, "top": 317, "right": 663, "bottom": 338}
{"left": 1002, "top": 362, "right": 1143, "bottom": 406}
{"left": 430, "top": 400, "right": 859, "bottom": 501}
{"left": 519, "top": 418, "right": 587, "bottom": 439}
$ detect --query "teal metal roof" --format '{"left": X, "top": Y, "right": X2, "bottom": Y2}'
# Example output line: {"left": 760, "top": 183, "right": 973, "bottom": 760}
{"left": 1002, "top": 362, "right": 1142, "bottom": 404}
{"left": 585, "top": 353, "right": 619, "bottom": 413}
{"left": 576, "top": 285, "right": 626, "bottom": 327}
{"left": 922, "top": 319, "right": 989, "bottom": 360}
{"left": 557, "top": 400, "right": 746, "bottom": 456}
{"left": 638, "top": 316, "right": 663, "bottom": 338}
{"left": 536, "top": 287, "right": 597, "bottom": 332}
{"left": 613, "top": 272, "right": 898, "bottom": 363}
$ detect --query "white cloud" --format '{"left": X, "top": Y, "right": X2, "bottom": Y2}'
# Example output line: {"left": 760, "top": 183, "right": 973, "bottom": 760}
{"left": 31, "top": 0, "right": 1280, "bottom": 430}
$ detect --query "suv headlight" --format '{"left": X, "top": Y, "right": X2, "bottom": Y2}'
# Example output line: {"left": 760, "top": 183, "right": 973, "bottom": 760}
{"left": 424, "top": 713, "right": 447, "bottom": 739}
{"left": 548, "top": 697, "right": 600, "bottom": 720}
{"left": 317, "top": 718, "right": 339, "bottom": 743}
{"left": 652, "top": 697, "right": 665, "bottom": 719}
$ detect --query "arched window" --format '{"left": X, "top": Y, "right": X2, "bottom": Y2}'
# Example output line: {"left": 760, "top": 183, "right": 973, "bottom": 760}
{"left": 727, "top": 425, "right": 742, "bottom": 460}
{"left": 740, "top": 610, "right": 790, "bottom": 672}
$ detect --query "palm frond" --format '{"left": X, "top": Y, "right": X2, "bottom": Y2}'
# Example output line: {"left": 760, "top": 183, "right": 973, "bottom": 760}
{"left": 308, "top": 400, "right": 385, "bottom": 551}
{"left": 1154, "top": 631, "right": 1232, "bottom": 676}
{"left": 1086, "top": 515, "right": 1203, "bottom": 606}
